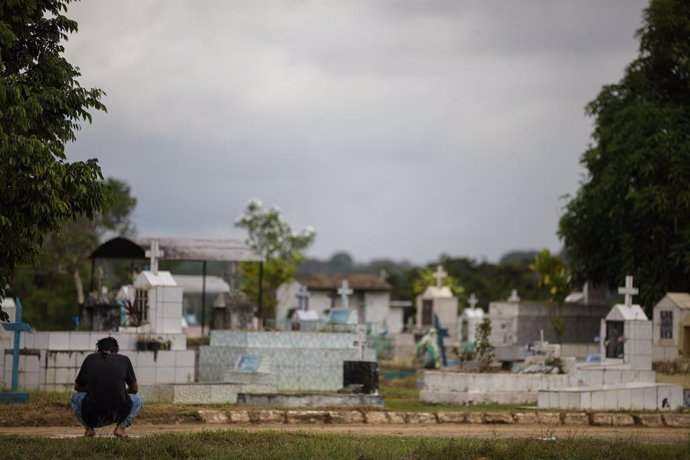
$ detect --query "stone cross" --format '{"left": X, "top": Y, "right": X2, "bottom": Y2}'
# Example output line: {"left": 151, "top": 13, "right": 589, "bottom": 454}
{"left": 618, "top": 275, "right": 639, "bottom": 307}
{"left": 296, "top": 285, "right": 310, "bottom": 311}
{"left": 338, "top": 280, "right": 353, "bottom": 310}
{"left": 467, "top": 293, "right": 478, "bottom": 310}
{"left": 508, "top": 289, "right": 520, "bottom": 302}
{"left": 433, "top": 265, "right": 447, "bottom": 288}
{"left": 1, "top": 298, "right": 32, "bottom": 400}
{"left": 354, "top": 325, "right": 368, "bottom": 360}
{"left": 145, "top": 240, "right": 164, "bottom": 275}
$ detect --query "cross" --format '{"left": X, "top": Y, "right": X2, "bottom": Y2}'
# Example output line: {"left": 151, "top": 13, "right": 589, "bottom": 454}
{"left": 1, "top": 298, "right": 32, "bottom": 402}
{"left": 467, "top": 293, "right": 479, "bottom": 310}
{"left": 296, "top": 285, "right": 310, "bottom": 311}
{"left": 354, "top": 325, "right": 368, "bottom": 360}
{"left": 337, "top": 279, "right": 353, "bottom": 310}
{"left": 618, "top": 275, "right": 639, "bottom": 307}
{"left": 145, "top": 240, "right": 164, "bottom": 275}
{"left": 433, "top": 265, "right": 447, "bottom": 288}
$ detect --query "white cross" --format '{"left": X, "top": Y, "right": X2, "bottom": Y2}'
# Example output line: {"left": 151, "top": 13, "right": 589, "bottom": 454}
{"left": 467, "top": 293, "right": 478, "bottom": 309}
{"left": 337, "top": 280, "right": 353, "bottom": 309}
{"left": 145, "top": 240, "right": 164, "bottom": 275}
{"left": 296, "top": 285, "right": 310, "bottom": 311}
{"left": 354, "top": 325, "right": 368, "bottom": 360}
{"left": 433, "top": 265, "right": 447, "bottom": 288}
{"left": 618, "top": 275, "right": 639, "bottom": 307}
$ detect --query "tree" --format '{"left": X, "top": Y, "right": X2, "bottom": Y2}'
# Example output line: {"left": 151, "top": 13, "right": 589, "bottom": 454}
{"left": 235, "top": 199, "right": 315, "bottom": 321}
{"left": 0, "top": 0, "right": 109, "bottom": 321}
{"left": 529, "top": 249, "right": 571, "bottom": 306}
{"left": 529, "top": 249, "right": 571, "bottom": 344}
{"left": 559, "top": 0, "right": 690, "bottom": 310}
{"left": 474, "top": 317, "right": 495, "bottom": 372}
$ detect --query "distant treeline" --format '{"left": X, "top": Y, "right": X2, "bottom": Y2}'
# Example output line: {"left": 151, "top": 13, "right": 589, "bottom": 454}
{"left": 299, "top": 250, "right": 551, "bottom": 310}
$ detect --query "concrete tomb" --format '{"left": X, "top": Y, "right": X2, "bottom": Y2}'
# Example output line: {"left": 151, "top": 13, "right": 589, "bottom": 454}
{"left": 198, "top": 330, "right": 376, "bottom": 392}
{"left": 539, "top": 276, "right": 683, "bottom": 410}
{"left": 415, "top": 265, "right": 459, "bottom": 343}
{"left": 651, "top": 292, "right": 690, "bottom": 361}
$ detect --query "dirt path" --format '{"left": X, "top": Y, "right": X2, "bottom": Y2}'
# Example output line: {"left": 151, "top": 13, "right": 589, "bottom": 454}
{"left": 0, "top": 423, "right": 688, "bottom": 444}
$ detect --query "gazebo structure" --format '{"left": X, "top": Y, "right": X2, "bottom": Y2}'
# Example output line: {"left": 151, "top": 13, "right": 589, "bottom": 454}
{"left": 88, "top": 236, "right": 263, "bottom": 334}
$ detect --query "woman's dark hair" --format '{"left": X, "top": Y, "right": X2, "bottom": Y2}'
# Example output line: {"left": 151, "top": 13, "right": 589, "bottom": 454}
{"left": 96, "top": 337, "right": 119, "bottom": 353}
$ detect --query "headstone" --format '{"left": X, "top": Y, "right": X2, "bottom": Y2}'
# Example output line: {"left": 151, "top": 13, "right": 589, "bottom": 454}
{"left": 458, "top": 293, "right": 484, "bottom": 349}
{"left": 127, "top": 270, "right": 182, "bottom": 334}
{"left": 337, "top": 280, "right": 353, "bottom": 310}
{"left": 343, "top": 326, "right": 379, "bottom": 394}
{"left": 0, "top": 298, "right": 32, "bottom": 403}
{"left": 235, "top": 355, "right": 261, "bottom": 371}
{"left": 214, "top": 291, "right": 254, "bottom": 330}
{"left": 415, "top": 264, "right": 458, "bottom": 341}
{"left": 224, "top": 354, "right": 277, "bottom": 391}
{"left": 602, "top": 275, "right": 652, "bottom": 369}
{"left": 508, "top": 289, "right": 520, "bottom": 302}
{"left": 291, "top": 309, "right": 319, "bottom": 331}
{"left": 326, "top": 308, "right": 358, "bottom": 326}
{"left": 296, "top": 286, "right": 310, "bottom": 311}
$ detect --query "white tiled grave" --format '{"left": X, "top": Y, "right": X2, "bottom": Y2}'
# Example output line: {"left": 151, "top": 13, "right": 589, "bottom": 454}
{"left": 538, "top": 382, "right": 683, "bottom": 411}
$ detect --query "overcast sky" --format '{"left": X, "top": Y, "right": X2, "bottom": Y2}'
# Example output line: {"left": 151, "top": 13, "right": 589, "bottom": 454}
{"left": 64, "top": 0, "right": 648, "bottom": 264}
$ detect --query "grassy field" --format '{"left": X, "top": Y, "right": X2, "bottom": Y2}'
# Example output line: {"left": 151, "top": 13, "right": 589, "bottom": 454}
{"left": 2, "top": 430, "right": 689, "bottom": 460}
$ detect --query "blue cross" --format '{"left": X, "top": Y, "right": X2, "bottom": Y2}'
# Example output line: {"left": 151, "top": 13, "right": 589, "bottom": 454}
{"left": 0, "top": 298, "right": 32, "bottom": 403}
{"left": 433, "top": 314, "right": 449, "bottom": 367}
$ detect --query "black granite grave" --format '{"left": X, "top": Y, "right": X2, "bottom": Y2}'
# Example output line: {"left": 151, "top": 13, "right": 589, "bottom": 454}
{"left": 343, "top": 361, "right": 379, "bottom": 394}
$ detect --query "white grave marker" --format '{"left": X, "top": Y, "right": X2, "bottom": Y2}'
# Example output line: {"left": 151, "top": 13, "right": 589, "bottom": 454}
{"left": 145, "top": 240, "right": 164, "bottom": 275}
{"left": 618, "top": 275, "right": 639, "bottom": 307}
{"left": 296, "top": 285, "right": 310, "bottom": 311}
{"left": 467, "top": 293, "right": 478, "bottom": 309}
{"left": 338, "top": 280, "right": 353, "bottom": 310}
{"left": 433, "top": 265, "right": 447, "bottom": 288}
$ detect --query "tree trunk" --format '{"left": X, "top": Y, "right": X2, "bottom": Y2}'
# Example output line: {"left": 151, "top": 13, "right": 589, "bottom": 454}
{"left": 73, "top": 269, "right": 85, "bottom": 305}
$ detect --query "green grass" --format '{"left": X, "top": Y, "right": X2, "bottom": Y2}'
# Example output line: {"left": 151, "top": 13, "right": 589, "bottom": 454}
{"left": 2, "top": 430, "right": 689, "bottom": 460}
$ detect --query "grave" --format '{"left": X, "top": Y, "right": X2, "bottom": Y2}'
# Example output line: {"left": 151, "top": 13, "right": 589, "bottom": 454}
{"left": 342, "top": 326, "right": 380, "bottom": 394}
{"left": 213, "top": 290, "right": 254, "bottom": 331}
{"left": 198, "top": 330, "right": 376, "bottom": 391}
{"left": 414, "top": 265, "right": 458, "bottom": 343}
{"left": 458, "top": 293, "right": 484, "bottom": 352}
{"left": 141, "top": 328, "right": 384, "bottom": 405}
{"left": 120, "top": 240, "right": 183, "bottom": 335}
{"left": 538, "top": 276, "right": 684, "bottom": 410}
{"left": 289, "top": 286, "right": 319, "bottom": 331}
{"left": 651, "top": 292, "right": 690, "bottom": 361}
{"left": 488, "top": 298, "right": 608, "bottom": 363}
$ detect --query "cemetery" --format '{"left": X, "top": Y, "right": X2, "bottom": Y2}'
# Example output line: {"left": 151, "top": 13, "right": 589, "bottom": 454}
{"left": 3, "top": 244, "right": 690, "bottom": 414}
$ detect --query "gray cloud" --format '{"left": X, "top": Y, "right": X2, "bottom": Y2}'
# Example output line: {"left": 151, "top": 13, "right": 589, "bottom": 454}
{"left": 64, "top": 0, "right": 648, "bottom": 263}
